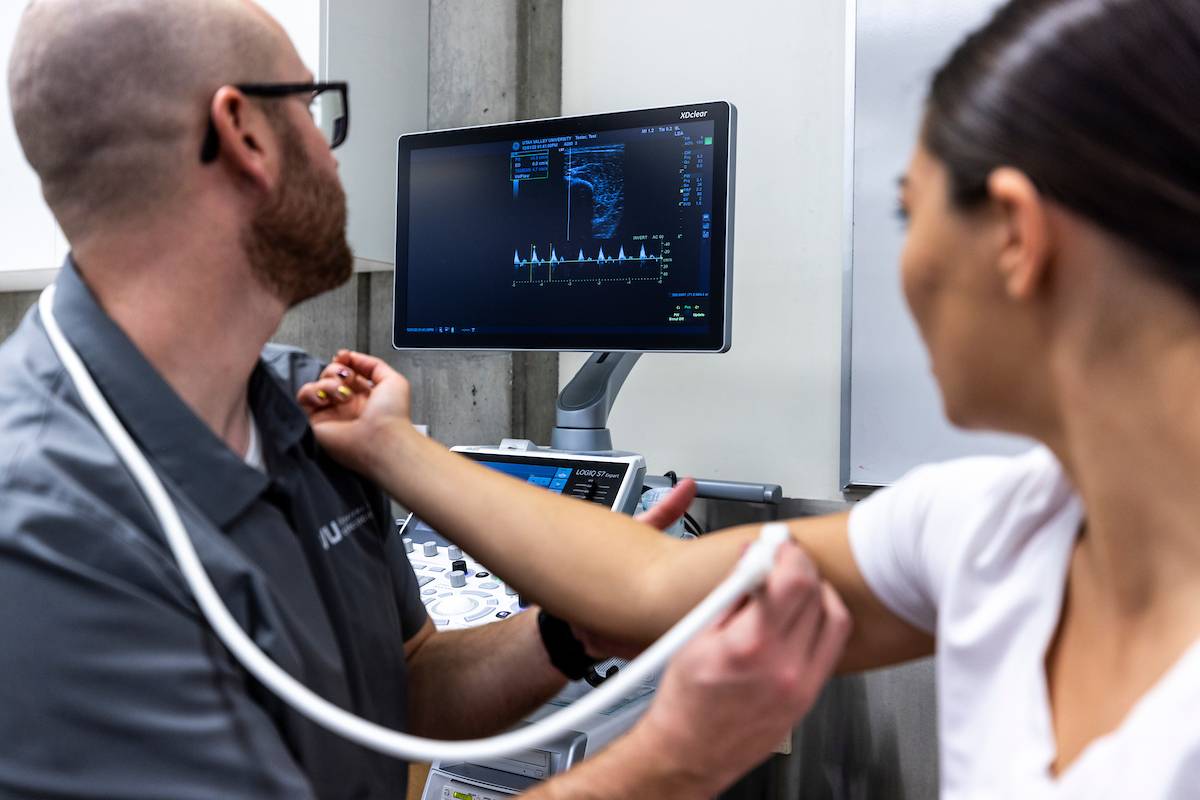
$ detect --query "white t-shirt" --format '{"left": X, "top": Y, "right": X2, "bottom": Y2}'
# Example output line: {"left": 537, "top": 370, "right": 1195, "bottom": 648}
{"left": 849, "top": 446, "right": 1200, "bottom": 798}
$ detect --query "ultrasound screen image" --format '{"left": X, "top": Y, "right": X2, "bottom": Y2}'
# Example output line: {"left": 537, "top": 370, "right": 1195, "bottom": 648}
{"left": 564, "top": 144, "right": 625, "bottom": 239}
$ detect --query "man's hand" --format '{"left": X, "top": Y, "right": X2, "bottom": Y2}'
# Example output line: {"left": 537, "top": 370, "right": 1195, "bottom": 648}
{"left": 525, "top": 541, "right": 852, "bottom": 799}
{"left": 297, "top": 350, "right": 413, "bottom": 475}
{"left": 629, "top": 540, "right": 851, "bottom": 793}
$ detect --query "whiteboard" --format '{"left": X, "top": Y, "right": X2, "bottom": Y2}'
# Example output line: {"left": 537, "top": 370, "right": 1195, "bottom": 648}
{"left": 842, "top": 0, "right": 1031, "bottom": 489}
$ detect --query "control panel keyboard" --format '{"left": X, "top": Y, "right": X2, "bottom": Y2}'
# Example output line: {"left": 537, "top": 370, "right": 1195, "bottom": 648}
{"left": 404, "top": 537, "right": 522, "bottom": 629}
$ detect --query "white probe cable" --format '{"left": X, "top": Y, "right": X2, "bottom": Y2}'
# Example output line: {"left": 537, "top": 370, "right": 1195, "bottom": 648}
{"left": 39, "top": 284, "right": 790, "bottom": 762}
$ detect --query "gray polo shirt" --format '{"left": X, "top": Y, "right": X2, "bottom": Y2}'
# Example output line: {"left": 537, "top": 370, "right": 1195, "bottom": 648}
{"left": 0, "top": 259, "right": 429, "bottom": 798}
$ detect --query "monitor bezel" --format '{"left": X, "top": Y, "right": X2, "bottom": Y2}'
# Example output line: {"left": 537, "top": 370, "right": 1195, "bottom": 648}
{"left": 392, "top": 100, "right": 736, "bottom": 353}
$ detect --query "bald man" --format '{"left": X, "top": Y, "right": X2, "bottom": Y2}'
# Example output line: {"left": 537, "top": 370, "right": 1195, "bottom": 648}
{"left": 0, "top": 1, "right": 838, "bottom": 797}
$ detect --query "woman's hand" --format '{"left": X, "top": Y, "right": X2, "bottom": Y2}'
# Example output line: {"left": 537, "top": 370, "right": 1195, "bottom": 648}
{"left": 297, "top": 350, "right": 414, "bottom": 476}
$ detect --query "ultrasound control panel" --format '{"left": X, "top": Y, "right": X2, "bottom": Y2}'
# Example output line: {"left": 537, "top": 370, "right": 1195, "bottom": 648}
{"left": 403, "top": 538, "right": 519, "bottom": 629}
{"left": 400, "top": 447, "right": 646, "bottom": 630}
{"left": 454, "top": 447, "right": 644, "bottom": 513}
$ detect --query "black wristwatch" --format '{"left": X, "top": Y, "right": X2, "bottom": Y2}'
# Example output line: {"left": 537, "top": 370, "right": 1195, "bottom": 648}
{"left": 537, "top": 610, "right": 599, "bottom": 681}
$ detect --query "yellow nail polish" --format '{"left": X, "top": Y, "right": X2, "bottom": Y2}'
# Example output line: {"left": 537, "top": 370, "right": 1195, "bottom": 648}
{"left": 337, "top": 385, "right": 353, "bottom": 398}
{"left": 316, "top": 389, "right": 328, "bottom": 401}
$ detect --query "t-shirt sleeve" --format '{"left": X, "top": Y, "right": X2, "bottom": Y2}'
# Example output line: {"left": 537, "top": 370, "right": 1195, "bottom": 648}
{"left": 847, "top": 460, "right": 966, "bottom": 635}
{"left": 0, "top": 491, "right": 317, "bottom": 799}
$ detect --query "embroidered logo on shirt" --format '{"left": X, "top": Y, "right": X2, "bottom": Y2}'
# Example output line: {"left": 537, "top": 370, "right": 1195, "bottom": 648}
{"left": 317, "top": 505, "right": 372, "bottom": 550}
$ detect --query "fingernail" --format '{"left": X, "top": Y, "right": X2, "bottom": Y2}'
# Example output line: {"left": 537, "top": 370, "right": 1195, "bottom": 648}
{"left": 337, "top": 385, "right": 353, "bottom": 398}
{"left": 316, "top": 389, "right": 329, "bottom": 401}
{"left": 337, "top": 368, "right": 351, "bottom": 379}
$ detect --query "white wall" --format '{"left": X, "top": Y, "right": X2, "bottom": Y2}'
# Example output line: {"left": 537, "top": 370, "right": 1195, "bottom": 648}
{"left": 562, "top": 1, "right": 848, "bottom": 500}
{"left": 257, "top": 1, "right": 321, "bottom": 73}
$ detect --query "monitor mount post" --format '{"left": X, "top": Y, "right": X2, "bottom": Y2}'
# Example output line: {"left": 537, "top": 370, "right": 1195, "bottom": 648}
{"left": 551, "top": 352, "right": 642, "bottom": 453}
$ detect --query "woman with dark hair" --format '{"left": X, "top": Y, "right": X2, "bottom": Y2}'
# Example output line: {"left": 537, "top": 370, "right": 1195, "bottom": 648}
{"left": 304, "top": 0, "right": 1200, "bottom": 794}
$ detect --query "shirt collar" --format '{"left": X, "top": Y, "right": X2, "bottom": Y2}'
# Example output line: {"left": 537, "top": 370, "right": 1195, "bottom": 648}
{"left": 50, "top": 256, "right": 309, "bottom": 527}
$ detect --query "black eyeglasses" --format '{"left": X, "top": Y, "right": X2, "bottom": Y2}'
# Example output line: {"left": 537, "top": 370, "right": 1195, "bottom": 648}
{"left": 200, "top": 81, "right": 349, "bottom": 163}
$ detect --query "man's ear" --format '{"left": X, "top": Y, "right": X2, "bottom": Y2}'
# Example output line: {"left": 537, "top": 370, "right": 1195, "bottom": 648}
{"left": 209, "top": 85, "right": 275, "bottom": 195}
{"left": 987, "top": 167, "right": 1054, "bottom": 301}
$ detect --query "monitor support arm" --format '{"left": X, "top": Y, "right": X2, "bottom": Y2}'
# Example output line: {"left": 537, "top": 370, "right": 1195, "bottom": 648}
{"left": 551, "top": 352, "right": 642, "bottom": 453}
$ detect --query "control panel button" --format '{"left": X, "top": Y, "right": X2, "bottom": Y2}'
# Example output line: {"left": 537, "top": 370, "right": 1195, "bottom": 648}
{"left": 504, "top": 584, "right": 517, "bottom": 596}
{"left": 464, "top": 607, "right": 493, "bottom": 623}
{"left": 447, "top": 545, "right": 463, "bottom": 560}
{"left": 449, "top": 570, "right": 467, "bottom": 588}
{"left": 479, "top": 581, "right": 500, "bottom": 590}
{"left": 402, "top": 537, "right": 414, "bottom": 554}
{"left": 417, "top": 576, "right": 434, "bottom": 587}
{"left": 421, "top": 541, "right": 438, "bottom": 557}
{"left": 430, "top": 596, "right": 480, "bottom": 617}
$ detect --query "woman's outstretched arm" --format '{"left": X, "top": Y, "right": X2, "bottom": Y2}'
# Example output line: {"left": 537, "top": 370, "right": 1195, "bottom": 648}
{"left": 300, "top": 351, "right": 932, "bottom": 671}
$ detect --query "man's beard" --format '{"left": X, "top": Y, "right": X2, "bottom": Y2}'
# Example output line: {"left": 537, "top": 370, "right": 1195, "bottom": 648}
{"left": 243, "top": 122, "right": 354, "bottom": 308}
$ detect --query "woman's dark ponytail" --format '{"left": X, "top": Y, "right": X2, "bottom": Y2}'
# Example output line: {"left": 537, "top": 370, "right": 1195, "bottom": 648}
{"left": 925, "top": 0, "right": 1200, "bottom": 299}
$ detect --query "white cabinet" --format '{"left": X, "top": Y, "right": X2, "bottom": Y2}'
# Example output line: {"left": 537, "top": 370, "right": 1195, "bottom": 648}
{"left": 325, "top": 0, "right": 429, "bottom": 266}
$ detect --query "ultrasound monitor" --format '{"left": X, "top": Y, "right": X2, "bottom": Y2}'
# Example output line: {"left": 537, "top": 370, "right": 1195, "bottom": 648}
{"left": 393, "top": 101, "right": 736, "bottom": 352}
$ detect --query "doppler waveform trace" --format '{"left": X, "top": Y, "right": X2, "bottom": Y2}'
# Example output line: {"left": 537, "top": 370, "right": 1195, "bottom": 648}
{"left": 512, "top": 238, "right": 670, "bottom": 286}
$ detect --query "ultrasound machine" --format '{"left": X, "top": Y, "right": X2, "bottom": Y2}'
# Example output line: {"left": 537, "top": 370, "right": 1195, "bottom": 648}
{"left": 392, "top": 100, "right": 778, "bottom": 798}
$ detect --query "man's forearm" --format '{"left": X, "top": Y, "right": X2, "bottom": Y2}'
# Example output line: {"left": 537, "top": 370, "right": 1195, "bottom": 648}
{"left": 521, "top": 720, "right": 725, "bottom": 800}
{"left": 406, "top": 611, "right": 565, "bottom": 739}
